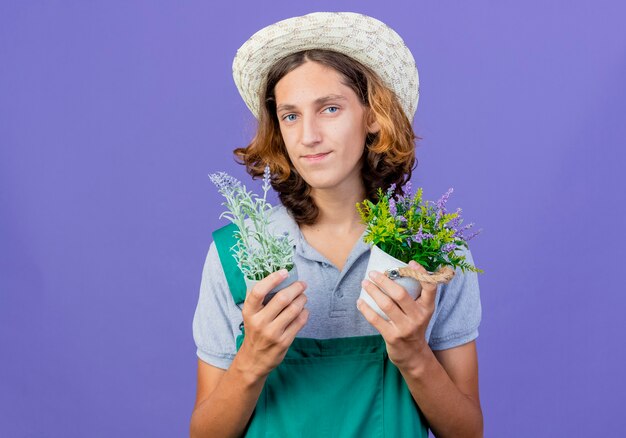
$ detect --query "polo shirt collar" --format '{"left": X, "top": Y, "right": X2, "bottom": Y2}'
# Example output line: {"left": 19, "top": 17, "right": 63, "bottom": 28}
{"left": 268, "top": 204, "right": 371, "bottom": 266}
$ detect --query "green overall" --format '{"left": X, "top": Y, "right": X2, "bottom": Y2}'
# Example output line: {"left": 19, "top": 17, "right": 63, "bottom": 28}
{"left": 213, "top": 223, "right": 430, "bottom": 437}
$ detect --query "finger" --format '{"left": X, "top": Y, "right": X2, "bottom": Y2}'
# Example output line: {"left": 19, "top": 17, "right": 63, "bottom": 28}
{"left": 367, "top": 270, "right": 416, "bottom": 316}
{"left": 281, "top": 307, "right": 309, "bottom": 343}
{"left": 244, "top": 269, "right": 289, "bottom": 314}
{"left": 356, "top": 298, "right": 392, "bottom": 338}
{"left": 416, "top": 284, "right": 438, "bottom": 312}
{"left": 270, "top": 292, "right": 307, "bottom": 332}
{"left": 362, "top": 278, "right": 406, "bottom": 323}
{"left": 260, "top": 280, "right": 307, "bottom": 321}
{"left": 409, "top": 260, "right": 438, "bottom": 310}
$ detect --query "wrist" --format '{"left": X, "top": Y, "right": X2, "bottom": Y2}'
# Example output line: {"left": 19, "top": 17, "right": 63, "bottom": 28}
{"left": 233, "top": 343, "right": 271, "bottom": 386}
{"left": 394, "top": 342, "right": 434, "bottom": 380}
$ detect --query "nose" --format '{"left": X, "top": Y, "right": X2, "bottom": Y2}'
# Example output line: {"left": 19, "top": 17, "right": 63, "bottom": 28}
{"left": 300, "top": 112, "right": 322, "bottom": 148}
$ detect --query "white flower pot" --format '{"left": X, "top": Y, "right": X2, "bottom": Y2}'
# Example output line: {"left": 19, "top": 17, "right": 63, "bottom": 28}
{"left": 359, "top": 245, "right": 422, "bottom": 321}
{"left": 244, "top": 265, "right": 299, "bottom": 305}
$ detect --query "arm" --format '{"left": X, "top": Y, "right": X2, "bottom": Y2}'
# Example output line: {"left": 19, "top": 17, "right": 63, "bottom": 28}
{"left": 397, "top": 341, "right": 483, "bottom": 438}
{"left": 358, "top": 260, "right": 483, "bottom": 438}
{"left": 190, "top": 355, "right": 268, "bottom": 438}
{"left": 190, "top": 270, "right": 309, "bottom": 437}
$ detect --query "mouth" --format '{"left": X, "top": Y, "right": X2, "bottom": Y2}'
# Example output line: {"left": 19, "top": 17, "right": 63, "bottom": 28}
{"left": 302, "top": 152, "right": 331, "bottom": 162}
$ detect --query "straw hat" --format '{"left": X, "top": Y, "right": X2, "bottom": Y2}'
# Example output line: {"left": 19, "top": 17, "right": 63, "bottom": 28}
{"left": 232, "top": 12, "right": 420, "bottom": 122}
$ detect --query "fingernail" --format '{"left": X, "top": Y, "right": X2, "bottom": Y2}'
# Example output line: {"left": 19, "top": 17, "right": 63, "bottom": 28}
{"left": 361, "top": 279, "right": 369, "bottom": 287}
{"left": 368, "top": 271, "right": 380, "bottom": 280}
{"left": 356, "top": 299, "right": 363, "bottom": 309}
{"left": 278, "top": 269, "right": 288, "bottom": 278}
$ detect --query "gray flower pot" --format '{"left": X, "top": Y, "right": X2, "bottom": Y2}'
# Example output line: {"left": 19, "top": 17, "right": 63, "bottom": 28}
{"left": 244, "top": 265, "right": 299, "bottom": 305}
{"left": 359, "top": 245, "right": 422, "bottom": 321}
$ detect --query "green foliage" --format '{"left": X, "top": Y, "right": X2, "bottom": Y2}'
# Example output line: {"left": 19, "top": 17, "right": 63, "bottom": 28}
{"left": 356, "top": 186, "right": 484, "bottom": 274}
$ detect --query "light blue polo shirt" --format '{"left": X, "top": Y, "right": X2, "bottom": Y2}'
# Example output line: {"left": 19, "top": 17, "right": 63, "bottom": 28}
{"left": 192, "top": 204, "right": 482, "bottom": 369}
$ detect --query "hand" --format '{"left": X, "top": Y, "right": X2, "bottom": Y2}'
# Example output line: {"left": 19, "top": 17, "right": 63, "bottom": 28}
{"left": 239, "top": 270, "right": 309, "bottom": 378}
{"left": 357, "top": 260, "right": 438, "bottom": 369}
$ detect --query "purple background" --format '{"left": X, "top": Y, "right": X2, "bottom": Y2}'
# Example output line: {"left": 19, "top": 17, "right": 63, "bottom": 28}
{"left": 1, "top": 1, "right": 625, "bottom": 437}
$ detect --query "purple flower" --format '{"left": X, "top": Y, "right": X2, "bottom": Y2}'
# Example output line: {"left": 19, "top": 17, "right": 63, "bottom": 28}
{"left": 209, "top": 171, "right": 241, "bottom": 195}
{"left": 386, "top": 183, "right": 397, "bottom": 199}
{"left": 389, "top": 198, "right": 397, "bottom": 216}
{"left": 447, "top": 208, "right": 463, "bottom": 230}
{"left": 411, "top": 224, "right": 434, "bottom": 244}
{"left": 434, "top": 208, "right": 443, "bottom": 228}
{"left": 441, "top": 207, "right": 465, "bottom": 239}
{"left": 436, "top": 187, "right": 454, "bottom": 213}
{"left": 396, "top": 181, "right": 412, "bottom": 208}
{"left": 441, "top": 243, "right": 456, "bottom": 253}
{"left": 464, "top": 228, "right": 483, "bottom": 242}
{"left": 403, "top": 181, "right": 412, "bottom": 197}
{"left": 454, "top": 222, "right": 475, "bottom": 240}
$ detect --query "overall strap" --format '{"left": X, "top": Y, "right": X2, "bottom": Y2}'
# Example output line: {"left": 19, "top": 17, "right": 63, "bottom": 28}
{"left": 212, "top": 222, "right": 248, "bottom": 349}
{"left": 212, "top": 222, "right": 246, "bottom": 305}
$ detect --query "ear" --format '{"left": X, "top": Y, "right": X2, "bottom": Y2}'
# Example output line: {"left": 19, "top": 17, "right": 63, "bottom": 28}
{"left": 366, "top": 108, "right": 381, "bottom": 134}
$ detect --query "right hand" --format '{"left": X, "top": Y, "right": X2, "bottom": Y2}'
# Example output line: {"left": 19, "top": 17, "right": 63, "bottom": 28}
{"left": 238, "top": 270, "right": 309, "bottom": 378}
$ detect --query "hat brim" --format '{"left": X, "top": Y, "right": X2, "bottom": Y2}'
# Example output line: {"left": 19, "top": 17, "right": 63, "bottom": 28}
{"left": 232, "top": 12, "right": 419, "bottom": 122}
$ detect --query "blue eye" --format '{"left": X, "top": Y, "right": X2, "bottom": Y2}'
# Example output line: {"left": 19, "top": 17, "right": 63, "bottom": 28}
{"left": 283, "top": 114, "right": 297, "bottom": 122}
{"left": 325, "top": 106, "right": 339, "bottom": 113}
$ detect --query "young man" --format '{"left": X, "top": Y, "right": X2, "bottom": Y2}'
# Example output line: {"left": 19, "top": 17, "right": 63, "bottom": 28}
{"left": 191, "top": 12, "right": 483, "bottom": 438}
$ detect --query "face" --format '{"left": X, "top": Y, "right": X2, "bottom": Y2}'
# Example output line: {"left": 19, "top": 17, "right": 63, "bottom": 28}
{"left": 274, "top": 61, "right": 379, "bottom": 197}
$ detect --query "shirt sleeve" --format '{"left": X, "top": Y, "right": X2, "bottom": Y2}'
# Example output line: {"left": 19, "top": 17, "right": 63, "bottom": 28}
{"left": 192, "top": 240, "right": 240, "bottom": 369}
{"left": 428, "top": 245, "right": 482, "bottom": 351}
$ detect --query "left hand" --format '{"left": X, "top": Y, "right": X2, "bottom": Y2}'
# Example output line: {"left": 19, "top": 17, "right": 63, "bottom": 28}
{"left": 357, "top": 260, "right": 438, "bottom": 369}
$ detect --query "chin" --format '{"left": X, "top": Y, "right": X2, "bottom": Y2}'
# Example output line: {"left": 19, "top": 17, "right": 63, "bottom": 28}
{"left": 297, "top": 169, "right": 330, "bottom": 186}
{"left": 307, "top": 179, "right": 344, "bottom": 192}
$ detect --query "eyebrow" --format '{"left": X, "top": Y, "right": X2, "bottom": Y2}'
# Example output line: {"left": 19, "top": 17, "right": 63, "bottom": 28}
{"left": 276, "top": 94, "right": 347, "bottom": 113}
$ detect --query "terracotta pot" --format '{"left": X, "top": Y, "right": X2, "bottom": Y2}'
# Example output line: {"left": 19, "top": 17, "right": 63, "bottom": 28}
{"left": 359, "top": 245, "right": 423, "bottom": 321}
{"left": 244, "top": 265, "right": 299, "bottom": 305}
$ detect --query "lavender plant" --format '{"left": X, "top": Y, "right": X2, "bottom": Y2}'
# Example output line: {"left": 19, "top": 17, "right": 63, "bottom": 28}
{"left": 209, "top": 165, "right": 295, "bottom": 281}
{"left": 356, "top": 182, "right": 484, "bottom": 274}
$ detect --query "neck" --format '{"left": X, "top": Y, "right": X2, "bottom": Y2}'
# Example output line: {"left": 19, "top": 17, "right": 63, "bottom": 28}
{"left": 305, "top": 183, "right": 368, "bottom": 235}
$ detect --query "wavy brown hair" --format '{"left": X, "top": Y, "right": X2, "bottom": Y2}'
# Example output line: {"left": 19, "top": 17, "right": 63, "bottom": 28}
{"left": 233, "top": 49, "right": 419, "bottom": 226}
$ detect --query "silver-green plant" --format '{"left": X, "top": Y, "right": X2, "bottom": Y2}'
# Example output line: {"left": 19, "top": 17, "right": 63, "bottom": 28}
{"left": 209, "top": 165, "right": 294, "bottom": 281}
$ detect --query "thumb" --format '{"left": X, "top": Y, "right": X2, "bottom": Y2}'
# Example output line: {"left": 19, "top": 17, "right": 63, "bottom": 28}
{"left": 408, "top": 260, "right": 423, "bottom": 270}
{"left": 408, "top": 260, "right": 437, "bottom": 306}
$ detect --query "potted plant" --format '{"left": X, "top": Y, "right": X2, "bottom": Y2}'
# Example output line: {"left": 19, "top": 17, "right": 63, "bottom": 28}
{"left": 356, "top": 182, "right": 484, "bottom": 320}
{"left": 209, "top": 165, "right": 298, "bottom": 304}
